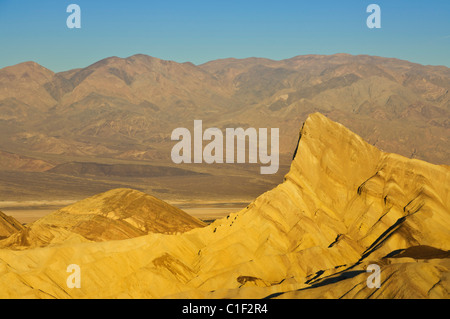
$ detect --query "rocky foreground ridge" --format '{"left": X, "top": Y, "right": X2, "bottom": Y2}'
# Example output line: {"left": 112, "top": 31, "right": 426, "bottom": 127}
{"left": 0, "top": 113, "right": 448, "bottom": 298}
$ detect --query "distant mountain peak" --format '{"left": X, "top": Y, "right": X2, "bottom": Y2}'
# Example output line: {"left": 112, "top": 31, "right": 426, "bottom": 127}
{"left": 0, "top": 60, "right": 54, "bottom": 78}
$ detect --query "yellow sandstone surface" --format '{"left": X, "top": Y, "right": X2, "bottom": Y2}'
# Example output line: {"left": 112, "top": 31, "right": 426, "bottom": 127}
{"left": 0, "top": 188, "right": 206, "bottom": 249}
{"left": 0, "top": 113, "right": 448, "bottom": 298}
{"left": 0, "top": 211, "right": 24, "bottom": 240}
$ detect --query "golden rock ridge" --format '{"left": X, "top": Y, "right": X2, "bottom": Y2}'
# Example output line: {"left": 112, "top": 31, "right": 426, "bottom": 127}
{"left": 0, "top": 188, "right": 206, "bottom": 249}
{"left": 0, "top": 211, "right": 24, "bottom": 240}
{"left": 0, "top": 113, "right": 448, "bottom": 298}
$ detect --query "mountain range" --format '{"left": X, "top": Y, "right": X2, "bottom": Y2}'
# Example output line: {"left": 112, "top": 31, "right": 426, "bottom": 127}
{"left": 0, "top": 53, "right": 449, "bottom": 200}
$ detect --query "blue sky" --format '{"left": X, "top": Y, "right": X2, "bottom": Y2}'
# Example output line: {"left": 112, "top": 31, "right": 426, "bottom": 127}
{"left": 0, "top": 0, "right": 449, "bottom": 72}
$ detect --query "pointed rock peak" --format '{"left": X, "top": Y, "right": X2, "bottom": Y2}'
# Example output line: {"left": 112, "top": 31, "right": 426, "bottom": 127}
{"left": 287, "top": 112, "right": 383, "bottom": 190}
{"left": 293, "top": 112, "right": 379, "bottom": 162}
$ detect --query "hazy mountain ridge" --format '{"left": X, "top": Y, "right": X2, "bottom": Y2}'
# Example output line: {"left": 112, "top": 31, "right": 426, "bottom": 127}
{"left": 0, "top": 53, "right": 448, "bottom": 202}
{"left": 0, "top": 53, "right": 448, "bottom": 168}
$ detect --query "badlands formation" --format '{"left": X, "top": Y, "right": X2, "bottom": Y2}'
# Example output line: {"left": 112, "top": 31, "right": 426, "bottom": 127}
{"left": 0, "top": 188, "right": 206, "bottom": 249}
{"left": 0, "top": 211, "right": 24, "bottom": 240}
{"left": 0, "top": 113, "right": 448, "bottom": 298}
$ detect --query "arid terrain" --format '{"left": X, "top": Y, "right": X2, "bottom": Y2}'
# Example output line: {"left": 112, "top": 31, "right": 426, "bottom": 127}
{"left": 0, "top": 54, "right": 449, "bottom": 298}
{"left": 0, "top": 54, "right": 449, "bottom": 205}
{"left": 0, "top": 113, "right": 448, "bottom": 298}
